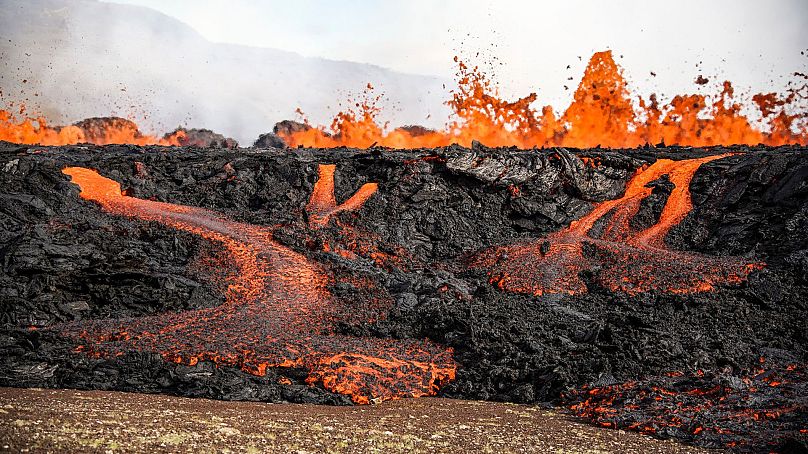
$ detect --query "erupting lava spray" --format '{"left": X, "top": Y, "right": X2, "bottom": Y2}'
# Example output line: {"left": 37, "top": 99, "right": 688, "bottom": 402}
{"left": 281, "top": 51, "right": 808, "bottom": 149}
{"left": 59, "top": 166, "right": 455, "bottom": 404}
{"left": 0, "top": 112, "right": 184, "bottom": 146}
{"left": 2, "top": 51, "right": 806, "bottom": 148}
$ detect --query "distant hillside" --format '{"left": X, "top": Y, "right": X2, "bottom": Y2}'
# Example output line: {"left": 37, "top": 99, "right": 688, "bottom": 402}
{"left": 0, "top": 0, "right": 450, "bottom": 142}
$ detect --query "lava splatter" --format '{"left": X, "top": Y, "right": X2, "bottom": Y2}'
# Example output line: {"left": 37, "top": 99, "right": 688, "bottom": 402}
{"left": 281, "top": 51, "right": 808, "bottom": 149}
{"left": 0, "top": 113, "right": 184, "bottom": 146}
{"left": 4, "top": 51, "right": 806, "bottom": 149}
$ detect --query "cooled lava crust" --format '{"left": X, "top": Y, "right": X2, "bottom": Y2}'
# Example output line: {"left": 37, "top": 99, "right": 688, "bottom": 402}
{"left": 0, "top": 142, "right": 806, "bottom": 452}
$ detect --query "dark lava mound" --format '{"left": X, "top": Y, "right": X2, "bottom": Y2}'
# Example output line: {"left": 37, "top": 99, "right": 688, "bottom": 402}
{"left": 0, "top": 142, "right": 806, "bottom": 452}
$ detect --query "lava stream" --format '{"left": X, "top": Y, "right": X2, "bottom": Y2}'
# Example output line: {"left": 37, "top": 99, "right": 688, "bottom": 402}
{"left": 59, "top": 166, "right": 455, "bottom": 404}
{"left": 472, "top": 155, "right": 763, "bottom": 296}
{"left": 566, "top": 364, "right": 807, "bottom": 450}
{"left": 306, "top": 164, "right": 378, "bottom": 228}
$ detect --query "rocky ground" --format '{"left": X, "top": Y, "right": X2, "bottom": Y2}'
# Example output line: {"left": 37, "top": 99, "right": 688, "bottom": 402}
{"left": 0, "top": 387, "right": 708, "bottom": 453}
{"left": 0, "top": 142, "right": 806, "bottom": 452}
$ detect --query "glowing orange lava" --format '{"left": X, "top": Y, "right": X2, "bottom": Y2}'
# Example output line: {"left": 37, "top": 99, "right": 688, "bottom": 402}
{"left": 471, "top": 155, "right": 763, "bottom": 296}
{"left": 0, "top": 110, "right": 184, "bottom": 146}
{"left": 59, "top": 166, "right": 455, "bottom": 404}
{"left": 281, "top": 51, "right": 808, "bottom": 149}
{"left": 306, "top": 164, "right": 378, "bottom": 228}
{"left": 566, "top": 363, "right": 807, "bottom": 450}
{"left": 4, "top": 51, "right": 805, "bottom": 149}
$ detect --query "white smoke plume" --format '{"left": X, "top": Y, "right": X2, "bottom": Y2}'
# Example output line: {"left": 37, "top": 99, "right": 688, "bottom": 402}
{"left": 0, "top": 0, "right": 451, "bottom": 143}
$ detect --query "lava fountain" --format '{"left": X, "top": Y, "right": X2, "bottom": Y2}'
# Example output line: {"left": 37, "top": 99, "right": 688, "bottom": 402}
{"left": 281, "top": 51, "right": 808, "bottom": 149}
{"left": 3, "top": 51, "right": 806, "bottom": 149}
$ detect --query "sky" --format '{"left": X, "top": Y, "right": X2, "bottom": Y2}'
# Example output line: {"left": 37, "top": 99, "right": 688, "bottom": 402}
{"left": 104, "top": 0, "right": 808, "bottom": 109}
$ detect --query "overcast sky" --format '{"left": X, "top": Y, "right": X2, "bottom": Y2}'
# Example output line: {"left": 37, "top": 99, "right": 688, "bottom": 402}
{"left": 104, "top": 0, "right": 807, "bottom": 109}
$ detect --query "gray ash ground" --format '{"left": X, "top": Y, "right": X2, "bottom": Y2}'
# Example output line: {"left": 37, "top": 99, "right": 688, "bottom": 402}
{"left": 0, "top": 141, "right": 806, "bottom": 452}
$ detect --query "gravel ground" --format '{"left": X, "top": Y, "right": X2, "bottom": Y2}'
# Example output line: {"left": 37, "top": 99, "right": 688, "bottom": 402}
{"left": 0, "top": 387, "right": 711, "bottom": 453}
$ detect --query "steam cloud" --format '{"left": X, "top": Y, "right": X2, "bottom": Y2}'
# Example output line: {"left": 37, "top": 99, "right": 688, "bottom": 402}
{"left": 0, "top": 0, "right": 450, "bottom": 143}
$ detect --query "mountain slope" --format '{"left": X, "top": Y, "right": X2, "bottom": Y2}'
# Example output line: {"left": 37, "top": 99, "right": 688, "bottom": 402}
{"left": 0, "top": 0, "right": 450, "bottom": 142}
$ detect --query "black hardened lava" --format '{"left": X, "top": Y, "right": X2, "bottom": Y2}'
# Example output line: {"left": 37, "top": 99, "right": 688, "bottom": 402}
{"left": 0, "top": 142, "right": 806, "bottom": 452}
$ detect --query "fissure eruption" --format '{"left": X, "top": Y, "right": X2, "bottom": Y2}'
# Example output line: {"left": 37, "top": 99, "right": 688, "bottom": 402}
{"left": 281, "top": 52, "right": 808, "bottom": 149}
{"left": 2, "top": 51, "right": 806, "bottom": 149}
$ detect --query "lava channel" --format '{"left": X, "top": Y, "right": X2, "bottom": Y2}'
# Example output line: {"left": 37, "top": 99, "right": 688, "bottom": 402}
{"left": 59, "top": 166, "right": 455, "bottom": 404}
{"left": 472, "top": 155, "right": 764, "bottom": 296}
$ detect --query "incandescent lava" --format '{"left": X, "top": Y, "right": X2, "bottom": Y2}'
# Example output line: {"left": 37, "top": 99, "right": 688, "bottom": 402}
{"left": 471, "top": 154, "right": 764, "bottom": 296}
{"left": 58, "top": 165, "right": 455, "bottom": 404}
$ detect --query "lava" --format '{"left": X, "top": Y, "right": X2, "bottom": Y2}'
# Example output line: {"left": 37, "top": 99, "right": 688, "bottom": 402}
{"left": 3, "top": 51, "right": 805, "bottom": 149}
{"left": 306, "top": 164, "right": 378, "bottom": 228}
{"left": 566, "top": 364, "right": 808, "bottom": 451}
{"left": 281, "top": 51, "right": 808, "bottom": 149}
{"left": 0, "top": 112, "right": 184, "bottom": 146}
{"left": 58, "top": 166, "right": 455, "bottom": 404}
{"left": 471, "top": 154, "right": 763, "bottom": 296}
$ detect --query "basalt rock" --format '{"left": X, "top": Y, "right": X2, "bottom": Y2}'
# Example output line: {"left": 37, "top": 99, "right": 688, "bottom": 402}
{"left": 273, "top": 120, "right": 313, "bottom": 137}
{"left": 165, "top": 127, "right": 239, "bottom": 149}
{"left": 0, "top": 142, "right": 805, "bottom": 452}
{"left": 253, "top": 132, "right": 288, "bottom": 149}
{"left": 395, "top": 125, "right": 436, "bottom": 137}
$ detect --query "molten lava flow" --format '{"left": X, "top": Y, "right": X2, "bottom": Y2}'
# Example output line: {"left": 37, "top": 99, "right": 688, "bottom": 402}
{"left": 306, "top": 164, "right": 378, "bottom": 228}
{"left": 306, "top": 165, "right": 409, "bottom": 269}
{"left": 0, "top": 111, "right": 184, "bottom": 146}
{"left": 59, "top": 167, "right": 455, "bottom": 404}
{"left": 280, "top": 51, "right": 808, "bottom": 149}
{"left": 566, "top": 364, "right": 807, "bottom": 450}
{"left": 471, "top": 155, "right": 763, "bottom": 296}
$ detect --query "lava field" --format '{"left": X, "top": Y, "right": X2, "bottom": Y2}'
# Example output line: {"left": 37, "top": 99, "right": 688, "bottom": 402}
{"left": 0, "top": 142, "right": 806, "bottom": 452}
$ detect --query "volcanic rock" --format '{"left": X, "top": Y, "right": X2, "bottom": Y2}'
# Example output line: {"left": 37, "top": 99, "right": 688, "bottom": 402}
{"left": 273, "top": 120, "right": 312, "bottom": 137}
{"left": 73, "top": 117, "right": 141, "bottom": 143}
{"left": 395, "top": 125, "right": 436, "bottom": 137}
{"left": 164, "top": 127, "right": 239, "bottom": 149}
{"left": 253, "top": 132, "right": 288, "bottom": 149}
{"left": 0, "top": 143, "right": 805, "bottom": 452}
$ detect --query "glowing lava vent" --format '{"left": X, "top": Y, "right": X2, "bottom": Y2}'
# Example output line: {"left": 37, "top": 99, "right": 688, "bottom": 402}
{"left": 59, "top": 166, "right": 455, "bottom": 404}
{"left": 472, "top": 155, "right": 763, "bottom": 296}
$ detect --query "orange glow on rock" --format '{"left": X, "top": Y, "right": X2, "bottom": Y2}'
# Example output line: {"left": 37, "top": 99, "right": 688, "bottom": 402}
{"left": 471, "top": 155, "right": 764, "bottom": 296}
{"left": 59, "top": 166, "right": 454, "bottom": 404}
